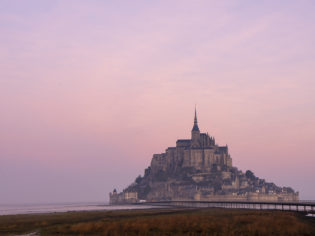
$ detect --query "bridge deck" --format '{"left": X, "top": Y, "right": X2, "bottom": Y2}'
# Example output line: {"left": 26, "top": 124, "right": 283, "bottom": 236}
{"left": 140, "top": 200, "right": 315, "bottom": 213}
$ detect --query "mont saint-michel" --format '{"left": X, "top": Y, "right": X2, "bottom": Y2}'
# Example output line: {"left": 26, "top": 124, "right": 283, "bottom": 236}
{"left": 110, "top": 109, "right": 299, "bottom": 204}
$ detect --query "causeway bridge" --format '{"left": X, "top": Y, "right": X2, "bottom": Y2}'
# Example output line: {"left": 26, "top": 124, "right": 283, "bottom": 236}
{"left": 141, "top": 200, "right": 315, "bottom": 213}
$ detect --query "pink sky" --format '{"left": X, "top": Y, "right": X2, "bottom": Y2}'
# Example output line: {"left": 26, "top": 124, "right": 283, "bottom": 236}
{"left": 0, "top": 0, "right": 315, "bottom": 203}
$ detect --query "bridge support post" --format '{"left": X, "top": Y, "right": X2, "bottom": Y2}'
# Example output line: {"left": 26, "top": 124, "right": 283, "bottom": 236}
{"left": 282, "top": 204, "right": 284, "bottom": 211}
{"left": 312, "top": 206, "right": 314, "bottom": 212}
{"left": 289, "top": 205, "right": 291, "bottom": 211}
{"left": 296, "top": 205, "right": 298, "bottom": 212}
{"left": 304, "top": 205, "right": 306, "bottom": 212}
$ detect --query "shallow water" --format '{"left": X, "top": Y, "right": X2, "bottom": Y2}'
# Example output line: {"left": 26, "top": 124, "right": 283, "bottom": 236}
{"left": 0, "top": 202, "right": 159, "bottom": 216}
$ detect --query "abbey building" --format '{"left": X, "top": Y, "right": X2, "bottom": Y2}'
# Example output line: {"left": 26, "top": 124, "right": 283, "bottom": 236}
{"left": 110, "top": 109, "right": 298, "bottom": 204}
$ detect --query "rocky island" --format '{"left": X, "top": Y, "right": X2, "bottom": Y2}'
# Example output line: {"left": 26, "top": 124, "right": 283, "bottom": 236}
{"left": 110, "top": 109, "right": 299, "bottom": 204}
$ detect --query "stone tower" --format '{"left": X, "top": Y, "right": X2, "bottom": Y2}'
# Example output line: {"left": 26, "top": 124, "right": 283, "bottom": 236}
{"left": 191, "top": 107, "right": 201, "bottom": 148}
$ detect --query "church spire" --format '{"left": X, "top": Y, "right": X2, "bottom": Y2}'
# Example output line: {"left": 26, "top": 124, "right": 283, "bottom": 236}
{"left": 192, "top": 106, "right": 200, "bottom": 132}
{"left": 194, "top": 106, "right": 197, "bottom": 124}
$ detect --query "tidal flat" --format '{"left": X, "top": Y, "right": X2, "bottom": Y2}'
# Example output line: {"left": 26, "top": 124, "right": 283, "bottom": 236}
{"left": 1, "top": 208, "right": 315, "bottom": 235}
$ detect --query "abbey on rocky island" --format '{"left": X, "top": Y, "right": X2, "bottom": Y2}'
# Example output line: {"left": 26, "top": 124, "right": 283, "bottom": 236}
{"left": 110, "top": 109, "right": 298, "bottom": 204}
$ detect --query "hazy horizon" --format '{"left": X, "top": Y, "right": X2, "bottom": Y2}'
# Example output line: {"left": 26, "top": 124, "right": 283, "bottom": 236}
{"left": 1, "top": 0, "right": 315, "bottom": 204}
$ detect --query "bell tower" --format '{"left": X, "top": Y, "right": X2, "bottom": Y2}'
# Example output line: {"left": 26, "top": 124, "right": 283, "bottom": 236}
{"left": 191, "top": 107, "right": 200, "bottom": 146}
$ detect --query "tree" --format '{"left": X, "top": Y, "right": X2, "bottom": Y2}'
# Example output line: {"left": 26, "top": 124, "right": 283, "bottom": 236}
{"left": 135, "top": 175, "right": 142, "bottom": 184}
{"left": 245, "top": 170, "right": 255, "bottom": 180}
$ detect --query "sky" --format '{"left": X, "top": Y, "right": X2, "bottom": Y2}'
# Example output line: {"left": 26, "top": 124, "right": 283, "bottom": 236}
{"left": 0, "top": 0, "right": 315, "bottom": 204}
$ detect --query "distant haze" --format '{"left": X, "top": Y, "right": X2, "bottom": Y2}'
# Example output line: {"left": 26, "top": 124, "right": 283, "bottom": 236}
{"left": 1, "top": 0, "right": 315, "bottom": 204}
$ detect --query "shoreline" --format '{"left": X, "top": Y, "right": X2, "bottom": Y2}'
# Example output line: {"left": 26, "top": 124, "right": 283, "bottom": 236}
{"left": 0, "top": 203, "right": 162, "bottom": 216}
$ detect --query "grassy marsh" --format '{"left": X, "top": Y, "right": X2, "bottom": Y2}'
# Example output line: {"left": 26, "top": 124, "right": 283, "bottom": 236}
{"left": 0, "top": 208, "right": 314, "bottom": 235}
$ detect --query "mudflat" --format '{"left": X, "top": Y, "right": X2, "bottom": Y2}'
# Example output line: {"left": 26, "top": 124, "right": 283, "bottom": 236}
{"left": 1, "top": 208, "right": 315, "bottom": 235}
